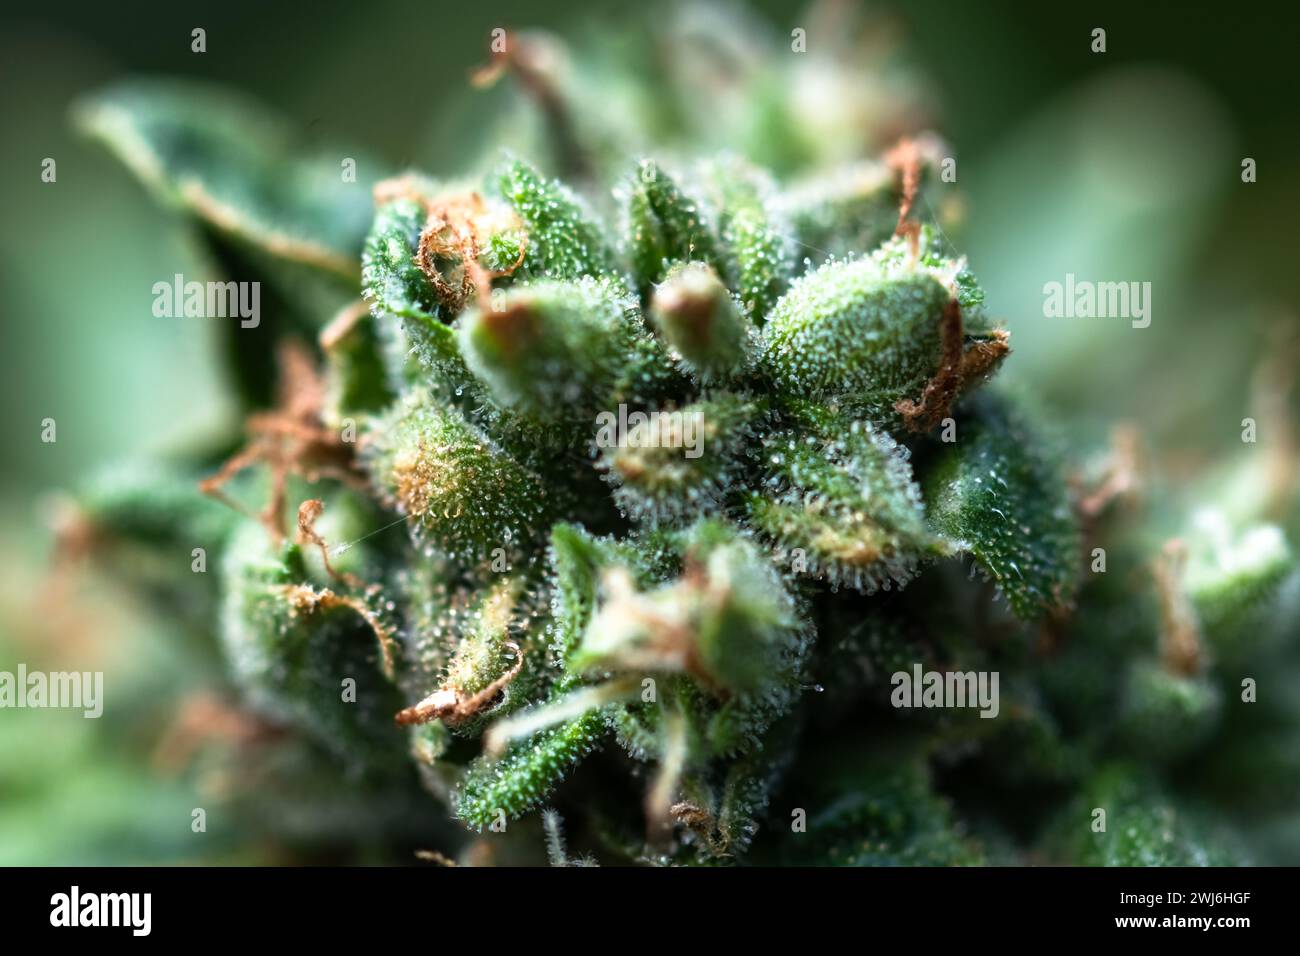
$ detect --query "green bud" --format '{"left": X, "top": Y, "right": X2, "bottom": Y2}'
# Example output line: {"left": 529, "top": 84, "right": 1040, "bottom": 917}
{"left": 747, "top": 408, "right": 936, "bottom": 592}
{"left": 495, "top": 156, "right": 620, "bottom": 282}
{"left": 762, "top": 230, "right": 1008, "bottom": 429}
{"left": 761, "top": 259, "right": 950, "bottom": 414}
{"left": 461, "top": 276, "right": 683, "bottom": 424}
{"left": 703, "top": 156, "right": 796, "bottom": 324}
{"left": 76, "top": 29, "right": 1299, "bottom": 867}
{"left": 572, "top": 521, "right": 805, "bottom": 697}
{"left": 362, "top": 389, "right": 550, "bottom": 565}
{"left": 649, "top": 262, "right": 754, "bottom": 383}
{"left": 219, "top": 521, "right": 405, "bottom": 770}
{"left": 458, "top": 277, "right": 641, "bottom": 419}
{"left": 620, "top": 159, "right": 722, "bottom": 291}
{"left": 598, "top": 393, "right": 763, "bottom": 522}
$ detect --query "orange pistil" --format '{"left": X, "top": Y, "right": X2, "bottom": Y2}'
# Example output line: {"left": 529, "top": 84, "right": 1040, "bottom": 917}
{"left": 895, "top": 299, "right": 1011, "bottom": 432}
{"left": 280, "top": 582, "right": 398, "bottom": 680}
{"left": 885, "top": 136, "right": 925, "bottom": 258}
{"left": 1153, "top": 540, "right": 1204, "bottom": 678}
{"left": 295, "top": 498, "right": 361, "bottom": 589}
{"left": 372, "top": 175, "right": 528, "bottom": 315}
{"left": 395, "top": 641, "right": 525, "bottom": 727}
{"left": 200, "top": 342, "right": 368, "bottom": 543}
{"left": 415, "top": 192, "right": 526, "bottom": 313}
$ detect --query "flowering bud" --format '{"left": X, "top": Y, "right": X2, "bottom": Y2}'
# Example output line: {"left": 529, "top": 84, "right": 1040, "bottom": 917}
{"left": 649, "top": 262, "right": 754, "bottom": 383}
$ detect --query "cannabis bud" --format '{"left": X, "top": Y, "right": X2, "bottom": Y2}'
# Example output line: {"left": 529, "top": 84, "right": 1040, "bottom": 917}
{"left": 65, "top": 3, "right": 1298, "bottom": 867}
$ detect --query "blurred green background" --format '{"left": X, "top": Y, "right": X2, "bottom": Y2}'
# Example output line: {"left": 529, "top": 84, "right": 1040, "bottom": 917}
{"left": 1, "top": 0, "right": 1296, "bottom": 863}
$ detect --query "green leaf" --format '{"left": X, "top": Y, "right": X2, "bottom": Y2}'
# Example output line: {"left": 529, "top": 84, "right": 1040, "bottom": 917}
{"left": 923, "top": 393, "right": 1081, "bottom": 619}
{"left": 77, "top": 81, "right": 385, "bottom": 405}
{"left": 76, "top": 81, "right": 377, "bottom": 284}
{"left": 454, "top": 711, "right": 606, "bottom": 830}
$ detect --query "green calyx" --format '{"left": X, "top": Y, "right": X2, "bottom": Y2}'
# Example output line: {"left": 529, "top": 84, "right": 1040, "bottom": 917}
{"left": 649, "top": 262, "right": 755, "bottom": 384}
